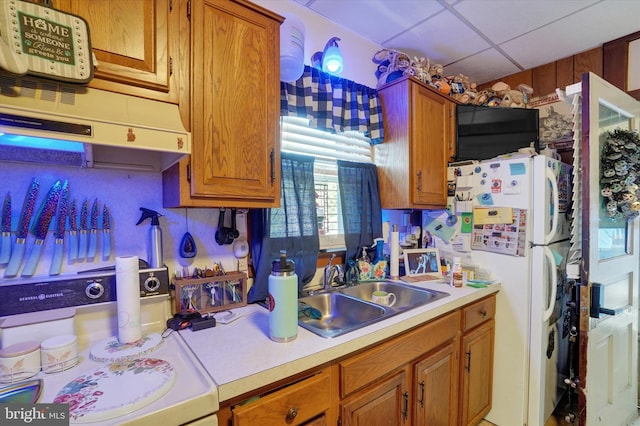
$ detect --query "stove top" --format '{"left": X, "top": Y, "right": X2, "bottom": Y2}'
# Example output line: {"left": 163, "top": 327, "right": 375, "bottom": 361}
{"left": 0, "top": 268, "right": 219, "bottom": 425}
{"left": 37, "top": 329, "right": 217, "bottom": 425}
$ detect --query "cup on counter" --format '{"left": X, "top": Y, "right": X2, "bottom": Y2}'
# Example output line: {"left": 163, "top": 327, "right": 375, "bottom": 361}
{"left": 372, "top": 290, "right": 396, "bottom": 306}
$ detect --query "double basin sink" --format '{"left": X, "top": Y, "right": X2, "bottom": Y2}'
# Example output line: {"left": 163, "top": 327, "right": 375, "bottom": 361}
{"left": 298, "top": 280, "right": 449, "bottom": 338}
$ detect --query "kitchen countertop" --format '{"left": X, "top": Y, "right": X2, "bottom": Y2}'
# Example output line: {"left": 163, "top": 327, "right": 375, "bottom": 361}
{"left": 178, "top": 279, "right": 500, "bottom": 403}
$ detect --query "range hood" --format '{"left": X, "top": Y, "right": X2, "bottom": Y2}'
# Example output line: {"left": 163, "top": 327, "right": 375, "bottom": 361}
{"left": 0, "top": 74, "right": 191, "bottom": 172}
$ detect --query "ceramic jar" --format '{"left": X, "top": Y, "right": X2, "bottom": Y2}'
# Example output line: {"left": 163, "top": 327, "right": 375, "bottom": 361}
{"left": 0, "top": 341, "right": 40, "bottom": 383}
{"left": 40, "top": 334, "right": 78, "bottom": 373}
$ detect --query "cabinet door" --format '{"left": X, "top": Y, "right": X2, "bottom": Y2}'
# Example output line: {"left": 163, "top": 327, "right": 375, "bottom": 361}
{"left": 190, "top": 0, "right": 280, "bottom": 205}
{"left": 55, "top": 0, "right": 179, "bottom": 103}
{"left": 414, "top": 341, "right": 459, "bottom": 426}
{"left": 460, "top": 319, "right": 495, "bottom": 426}
{"left": 341, "top": 370, "right": 408, "bottom": 426}
{"left": 410, "top": 82, "right": 450, "bottom": 207}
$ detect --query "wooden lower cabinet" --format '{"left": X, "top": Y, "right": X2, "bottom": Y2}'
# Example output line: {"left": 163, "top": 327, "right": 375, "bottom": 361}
{"left": 219, "top": 295, "right": 496, "bottom": 426}
{"left": 341, "top": 370, "right": 408, "bottom": 426}
{"left": 339, "top": 311, "right": 460, "bottom": 425}
{"left": 414, "top": 340, "right": 459, "bottom": 426}
{"left": 459, "top": 296, "right": 496, "bottom": 426}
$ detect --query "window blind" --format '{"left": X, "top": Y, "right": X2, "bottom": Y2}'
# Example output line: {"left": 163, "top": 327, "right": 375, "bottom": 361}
{"left": 281, "top": 116, "right": 373, "bottom": 163}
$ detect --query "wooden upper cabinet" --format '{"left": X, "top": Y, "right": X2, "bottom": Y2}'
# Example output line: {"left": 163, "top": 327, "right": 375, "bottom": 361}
{"left": 163, "top": 0, "right": 282, "bottom": 208}
{"left": 54, "top": 0, "right": 180, "bottom": 104}
{"left": 375, "top": 76, "right": 452, "bottom": 209}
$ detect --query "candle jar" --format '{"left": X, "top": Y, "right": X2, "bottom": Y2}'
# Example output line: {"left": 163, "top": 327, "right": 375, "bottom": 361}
{"left": 0, "top": 341, "right": 40, "bottom": 383}
{"left": 40, "top": 334, "right": 78, "bottom": 374}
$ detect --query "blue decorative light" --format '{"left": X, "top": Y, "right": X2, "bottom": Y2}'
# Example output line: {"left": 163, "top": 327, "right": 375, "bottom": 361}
{"left": 311, "top": 37, "right": 343, "bottom": 75}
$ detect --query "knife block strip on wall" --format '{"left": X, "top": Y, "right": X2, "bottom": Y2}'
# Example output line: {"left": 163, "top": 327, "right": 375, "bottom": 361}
{"left": 173, "top": 272, "right": 247, "bottom": 315}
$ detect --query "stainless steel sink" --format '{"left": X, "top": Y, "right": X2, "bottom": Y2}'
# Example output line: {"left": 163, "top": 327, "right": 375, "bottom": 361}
{"left": 339, "top": 280, "right": 450, "bottom": 312}
{"left": 298, "top": 292, "right": 387, "bottom": 338}
{"left": 298, "top": 281, "right": 449, "bottom": 338}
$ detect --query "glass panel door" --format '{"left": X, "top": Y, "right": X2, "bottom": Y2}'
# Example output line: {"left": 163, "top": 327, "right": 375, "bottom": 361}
{"left": 597, "top": 101, "right": 634, "bottom": 259}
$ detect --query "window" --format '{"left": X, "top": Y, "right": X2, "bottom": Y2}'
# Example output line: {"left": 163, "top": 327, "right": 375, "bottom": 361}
{"left": 281, "top": 116, "right": 373, "bottom": 249}
{"left": 314, "top": 161, "right": 343, "bottom": 249}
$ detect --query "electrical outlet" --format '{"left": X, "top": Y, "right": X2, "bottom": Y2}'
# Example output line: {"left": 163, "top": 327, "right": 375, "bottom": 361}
{"left": 237, "top": 257, "right": 248, "bottom": 272}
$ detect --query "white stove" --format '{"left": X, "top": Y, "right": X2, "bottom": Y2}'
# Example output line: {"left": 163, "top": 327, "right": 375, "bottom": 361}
{"left": 0, "top": 269, "right": 219, "bottom": 425}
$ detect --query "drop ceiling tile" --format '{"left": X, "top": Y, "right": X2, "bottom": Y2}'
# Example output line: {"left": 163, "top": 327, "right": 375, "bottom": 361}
{"left": 452, "top": 0, "right": 600, "bottom": 44}
{"left": 502, "top": 1, "right": 640, "bottom": 69}
{"left": 385, "top": 9, "right": 490, "bottom": 65}
{"left": 306, "top": 0, "right": 444, "bottom": 44}
{"left": 443, "top": 49, "right": 520, "bottom": 85}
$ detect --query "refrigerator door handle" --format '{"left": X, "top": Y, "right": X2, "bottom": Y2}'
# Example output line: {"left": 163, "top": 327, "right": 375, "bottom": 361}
{"left": 542, "top": 246, "right": 557, "bottom": 322}
{"left": 544, "top": 166, "right": 560, "bottom": 245}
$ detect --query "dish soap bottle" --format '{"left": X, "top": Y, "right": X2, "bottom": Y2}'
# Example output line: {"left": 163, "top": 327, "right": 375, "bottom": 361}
{"left": 372, "top": 238, "right": 387, "bottom": 279}
{"left": 357, "top": 246, "right": 372, "bottom": 281}
{"left": 268, "top": 251, "right": 298, "bottom": 342}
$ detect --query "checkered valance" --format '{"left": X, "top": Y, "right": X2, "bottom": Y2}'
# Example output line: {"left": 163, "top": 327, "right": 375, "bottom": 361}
{"left": 280, "top": 66, "right": 385, "bottom": 144}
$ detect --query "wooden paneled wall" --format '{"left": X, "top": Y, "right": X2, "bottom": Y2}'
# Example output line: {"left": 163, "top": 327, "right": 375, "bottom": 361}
{"left": 478, "top": 47, "right": 603, "bottom": 98}
{"left": 478, "top": 31, "right": 640, "bottom": 100}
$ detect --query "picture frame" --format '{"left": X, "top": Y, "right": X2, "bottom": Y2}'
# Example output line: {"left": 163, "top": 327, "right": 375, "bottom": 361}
{"left": 403, "top": 248, "right": 442, "bottom": 276}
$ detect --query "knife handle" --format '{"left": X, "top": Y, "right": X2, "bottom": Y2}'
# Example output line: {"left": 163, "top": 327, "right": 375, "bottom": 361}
{"left": 87, "top": 229, "right": 97, "bottom": 259}
{"left": 21, "top": 240, "right": 44, "bottom": 277}
{"left": 4, "top": 239, "right": 25, "bottom": 278}
{"left": 68, "top": 230, "right": 78, "bottom": 261}
{"left": 0, "top": 232, "right": 10, "bottom": 264}
{"left": 78, "top": 230, "right": 87, "bottom": 260}
{"left": 103, "top": 230, "right": 111, "bottom": 259}
{"left": 50, "top": 240, "right": 64, "bottom": 276}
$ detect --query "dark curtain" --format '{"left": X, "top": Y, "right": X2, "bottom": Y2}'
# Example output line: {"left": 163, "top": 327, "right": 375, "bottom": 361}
{"left": 280, "top": 65, "right": 385, "bottom": 144}
{"left": 248, "top": 153, "right": 319, "bottom": 303}
{"left": 337, "top": 161, "right": 383, "bottom": 262}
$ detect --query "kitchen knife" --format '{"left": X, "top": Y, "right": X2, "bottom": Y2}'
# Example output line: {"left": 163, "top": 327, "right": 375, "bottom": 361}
{"left": 21, "top": 180, "right": 63, "bottom": 277}
{"left": 4, "top": 179, "right": 40, "bottom": 278}
{"left": 0, "top": 192, "right": 11, "bottom": 265}
{"left": 102, "top": 204, "right": 111, "bottom": 259}
{"left": 87, "top": 198, "right": 99, "bottom": 260}
{"left": 77, "top": 198, "right": 88, "bottom": 260}
{"left": 68, "top": 199, "right": 78, "bottom": 262}
{"left": 49, "top": 180, "right": 70, "bottom": 276}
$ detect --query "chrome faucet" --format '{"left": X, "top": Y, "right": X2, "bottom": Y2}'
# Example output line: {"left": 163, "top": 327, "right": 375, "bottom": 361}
{"left": 323, "top": 254, "right": 344, "bottom": 291}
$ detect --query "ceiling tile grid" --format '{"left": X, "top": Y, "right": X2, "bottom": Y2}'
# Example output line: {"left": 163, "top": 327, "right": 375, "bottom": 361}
{"left": 295, "top": 0, "right": 640, "bottom": 83}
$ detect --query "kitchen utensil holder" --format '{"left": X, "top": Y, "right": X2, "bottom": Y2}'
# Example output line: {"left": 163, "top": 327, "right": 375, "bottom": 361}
{"left": 173, "top": 272, "right": 247, "bottom": 314}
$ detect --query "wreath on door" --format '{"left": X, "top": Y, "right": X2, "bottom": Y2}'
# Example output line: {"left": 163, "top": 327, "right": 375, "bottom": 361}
{"left": 600, "top": 129, "right": 640, "bottom": 221}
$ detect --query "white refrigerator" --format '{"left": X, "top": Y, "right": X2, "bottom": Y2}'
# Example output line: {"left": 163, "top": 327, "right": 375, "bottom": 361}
{"left": 430, "top": 154, "right": 572, "bottom": 426}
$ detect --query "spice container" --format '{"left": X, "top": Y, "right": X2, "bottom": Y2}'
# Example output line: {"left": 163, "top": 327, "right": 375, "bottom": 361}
{"left": 451, "top": 256, "right": 463, "bottom": 288}
{"left": 0, "top": 341, "right": 40, "bottom": 383}
{"left": 41, "top": 334, "right": 79, "bottom": 373}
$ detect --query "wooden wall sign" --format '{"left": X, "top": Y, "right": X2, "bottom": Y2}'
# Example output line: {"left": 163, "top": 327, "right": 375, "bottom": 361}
{"left": 0, "top": 0, "right": 93, "bottom": 83}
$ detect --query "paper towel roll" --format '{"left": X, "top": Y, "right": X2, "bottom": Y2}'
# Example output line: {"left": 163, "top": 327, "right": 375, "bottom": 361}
{"left": 116, "top": 256, "right": 142, "bottom": 343}
{"left": 390, "top": 226, "right": 399, "bottom": 279}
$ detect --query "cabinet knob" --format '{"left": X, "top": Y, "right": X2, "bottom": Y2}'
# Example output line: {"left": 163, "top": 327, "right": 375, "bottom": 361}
{"left": 480, "top": 309, "right": 487, "bottom": 317}
{"left": 286, "top": 407, "right": 298, "bottom": 422}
